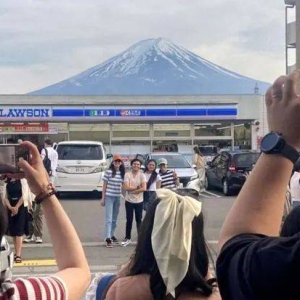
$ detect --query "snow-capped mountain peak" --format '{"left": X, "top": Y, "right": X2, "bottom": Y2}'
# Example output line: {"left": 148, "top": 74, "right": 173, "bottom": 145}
{"left": 31, "top": 38, "right": 270, "bottom": 95}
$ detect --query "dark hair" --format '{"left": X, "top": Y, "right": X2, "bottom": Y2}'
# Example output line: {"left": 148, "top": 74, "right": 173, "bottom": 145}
{"left": 129, "top": 197, "right": 215, "bottom": 299}
{"left": 193, "top": 146, "right": 202, "bottom": 156}
{"left": 145, "top": 160, "right": 158, "bottom": 190}
{"left": 0, "top": 195, "right": 8, "bottom": 240}
{"left": 44, "top": 138, "right": 53, "bottom": 146}
{"left": 281, "top": 205, "right": 300, "bottom": 237}
{"left": 131, "top": 158, "right": 142, "bottom": 166}
{"left": 109, "top": 161, "right": 125, "bottom": 179}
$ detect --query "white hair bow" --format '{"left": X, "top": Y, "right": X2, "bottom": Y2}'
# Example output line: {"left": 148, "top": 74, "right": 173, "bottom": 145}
{"left": 151, "top": 188, "right": 202, "bottom": 297}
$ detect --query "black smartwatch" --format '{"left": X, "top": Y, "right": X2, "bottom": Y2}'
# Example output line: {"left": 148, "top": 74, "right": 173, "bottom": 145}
{"left": 260, "top": 132, "right": 299, "bottom": 164}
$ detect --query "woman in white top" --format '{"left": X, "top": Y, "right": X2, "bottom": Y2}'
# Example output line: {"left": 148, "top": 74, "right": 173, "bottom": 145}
{"left": 122, "top": 159, "right": 147, "bottom": 247}
{"left": 193, "top": 147, "right": 206, "bottom": 190}
{"left": 143, "top": 159, "right": 161, "bottom": 211}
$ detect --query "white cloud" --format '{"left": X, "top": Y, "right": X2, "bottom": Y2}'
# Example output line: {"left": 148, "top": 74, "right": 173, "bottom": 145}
{"left": 0, "top": 0, "right": 287, "bottom": 93}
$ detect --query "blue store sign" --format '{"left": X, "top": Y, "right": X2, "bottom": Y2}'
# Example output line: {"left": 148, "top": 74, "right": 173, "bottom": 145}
{"left": 0, "top": 105, "right": 238, "bottom": 121}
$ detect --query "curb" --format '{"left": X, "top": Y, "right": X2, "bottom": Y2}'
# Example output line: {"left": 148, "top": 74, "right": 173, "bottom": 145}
{"left": 16, "top": 241, "right": 217, "bottom": 249}
{"left": 13, "top": 241, "right": 138, "bottom": 249}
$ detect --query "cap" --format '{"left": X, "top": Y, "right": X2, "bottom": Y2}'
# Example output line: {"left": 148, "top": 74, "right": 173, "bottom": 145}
{"left": 113, "top": 154, "right": 122, "bottom": 161}
{"left": 158, "top": 158, "right": 168, "bottom": 166}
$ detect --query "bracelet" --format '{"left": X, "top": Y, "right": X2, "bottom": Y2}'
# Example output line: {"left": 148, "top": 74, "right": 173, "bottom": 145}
{"left": 35, "top": 183, "right": 56, "bottom": 205}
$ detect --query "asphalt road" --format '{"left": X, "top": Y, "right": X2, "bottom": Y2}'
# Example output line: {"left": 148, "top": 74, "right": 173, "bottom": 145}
{"left": 11, "top": 189, "right": 236, "bottom": 276}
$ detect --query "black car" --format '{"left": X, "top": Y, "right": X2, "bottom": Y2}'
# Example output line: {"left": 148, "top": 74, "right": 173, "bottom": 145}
{"left": 205, "top": 151, "right": 260, "bottom": 195}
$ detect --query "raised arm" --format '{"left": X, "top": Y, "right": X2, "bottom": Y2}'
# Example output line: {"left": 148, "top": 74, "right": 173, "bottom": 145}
{"left": 218, "top": 71, "right": 300, "bottom": 250}
{"left": 17, "top": 141, "right": 91, "bottom": 299}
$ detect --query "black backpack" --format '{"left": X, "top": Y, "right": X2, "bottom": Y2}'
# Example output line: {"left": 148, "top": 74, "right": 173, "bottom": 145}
{"left": 43, "top": 148, "right": 52, "bottom": 175}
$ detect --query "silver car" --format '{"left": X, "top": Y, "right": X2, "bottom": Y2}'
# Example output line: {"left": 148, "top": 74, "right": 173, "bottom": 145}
{"left": 136, "top": 152, "right": 201, "bottom": 193}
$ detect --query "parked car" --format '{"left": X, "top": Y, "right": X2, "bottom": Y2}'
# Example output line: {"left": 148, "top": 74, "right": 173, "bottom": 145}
{"left": 182, "top": 153, "right": 195, "bottom": 167}
{"left": 199, "top": 145, "right": 218, "bottom": 163}
{"left": 55, "top": 141, "right": 108, "bottom": 193}
{"left": 205, "top": 150, "right": 260, "bottom": 195}
{"left": 136, "top": 152, "right": 201, "bottom": 193}
{"left": 119, "top": 153, "right": 135, "bottom": 171}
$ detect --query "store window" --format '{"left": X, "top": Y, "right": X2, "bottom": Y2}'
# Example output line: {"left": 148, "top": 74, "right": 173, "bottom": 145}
{"left": 112, "top": 124, "right": 150, "bottom": 138}
{"left": 194, "top": 122, "right": 232, "bottom": 137}
{"left": 153, "top": 124, "right": 191, "bottom": 137}
{"left": 69, "top": 124, "right": 110, "bottom": 143}
{"left": 234, "top": 123, "right": 251, "bottom": 149}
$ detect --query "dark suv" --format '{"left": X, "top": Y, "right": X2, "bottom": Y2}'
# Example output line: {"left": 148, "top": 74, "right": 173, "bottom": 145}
{"left": 205, "top": 151, "right": 260, "bottom": 195}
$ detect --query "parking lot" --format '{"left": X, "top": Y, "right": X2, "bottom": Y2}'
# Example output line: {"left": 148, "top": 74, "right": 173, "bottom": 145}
{"left": 0, "top": 146, "right": 252, "bottom": 276}
{"left": 12, "top": 190, "right": 233, "bottom": 278}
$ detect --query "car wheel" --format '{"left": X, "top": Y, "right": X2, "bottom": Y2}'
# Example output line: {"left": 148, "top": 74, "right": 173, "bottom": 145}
{"left": 205, "top": 175, "right": 211, "bottom": 190}
{"left": 222, "top": 178, "right": 231, "bottom": 196}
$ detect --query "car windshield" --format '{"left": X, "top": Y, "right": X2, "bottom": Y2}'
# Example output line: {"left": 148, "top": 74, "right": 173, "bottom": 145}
{"left": 182, "top": 154, "right": 193, "bottom": 165}
{"left": 57, "top": 144, "right": 103, "bottom": 160}
{"left": 151, "top": 155, "right": 191, "bottom": 168}
{"left": 234, "top": 153, "right": 260, "bottom": 166}
{"left": 199, "top": 146, "right": 218, "bottom": 155}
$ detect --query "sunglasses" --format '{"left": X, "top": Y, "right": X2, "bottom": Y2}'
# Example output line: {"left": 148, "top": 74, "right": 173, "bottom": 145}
{"left": 114, "top": 160, "right": 122, "bottom": 163}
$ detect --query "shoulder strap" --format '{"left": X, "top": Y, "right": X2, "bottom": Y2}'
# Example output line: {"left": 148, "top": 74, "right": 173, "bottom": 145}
{"left": 44, "top": 148, "right": 48, "bottom": 159}
{"left": 96, "top": 274, "right": 116, "bottom": 300}
{"left": 147, "top": 171, "right": 158, "bottom": 189}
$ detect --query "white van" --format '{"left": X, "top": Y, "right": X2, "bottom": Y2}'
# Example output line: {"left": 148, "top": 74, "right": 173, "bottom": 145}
{"left": 54, "top": 141, "right": 108, "bottom": 192}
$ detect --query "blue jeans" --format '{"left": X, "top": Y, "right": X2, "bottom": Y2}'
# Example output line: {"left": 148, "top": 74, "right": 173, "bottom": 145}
{"left": 105, "top": 195, "right": 121, "bottom": 239}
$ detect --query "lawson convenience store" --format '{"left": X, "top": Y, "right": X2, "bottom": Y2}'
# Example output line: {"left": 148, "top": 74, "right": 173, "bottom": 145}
{"left": 0, "top": 94, "right": 265, "bottom": 153}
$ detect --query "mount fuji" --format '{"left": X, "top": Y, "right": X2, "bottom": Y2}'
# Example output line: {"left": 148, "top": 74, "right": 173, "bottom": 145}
{"left": 31, "top": 38, "right": 270, "bottom": 95}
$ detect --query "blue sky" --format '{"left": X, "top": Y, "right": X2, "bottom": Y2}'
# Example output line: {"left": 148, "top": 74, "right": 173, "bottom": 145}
{"left": 0, "top": 0, "right": 287, "bottom": 94}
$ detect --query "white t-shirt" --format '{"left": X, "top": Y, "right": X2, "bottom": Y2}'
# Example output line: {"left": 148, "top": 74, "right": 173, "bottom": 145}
{"left": 290, "top": 172, "right": 300, "bottom": 202}
{"left": 41, "top": 147, "right": 58, "bottom": 177}
{"left": 145, "top": 172, "right": 162, "bottom": 191}
{"left": 124, "top": 171, "right": 147, "bottom": 203}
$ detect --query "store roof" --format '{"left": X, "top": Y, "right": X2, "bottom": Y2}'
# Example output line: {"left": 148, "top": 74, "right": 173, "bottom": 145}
{"left": 0, "top": 94, "right": 261, "bottom": 106}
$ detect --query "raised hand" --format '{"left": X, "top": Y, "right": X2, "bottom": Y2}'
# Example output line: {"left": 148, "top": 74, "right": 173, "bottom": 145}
{"left": 8, "top": 141, "right": 50, "bottom": 195}
{"left": 265, "top": 71, "right": 300, "bottom": 149}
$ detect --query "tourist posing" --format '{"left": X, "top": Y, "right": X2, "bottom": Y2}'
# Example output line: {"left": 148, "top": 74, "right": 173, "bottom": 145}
{"left": 122, "top": 159, "right": 146, "bottom": 247}
{"left": 143, "top": 159, "right": 161, "bottom": 211}
{"left": 100, "top": 154, "right": 125, "bottom": 248}
{"left": 158, "top": 158, "right": 180, "bottom": 190}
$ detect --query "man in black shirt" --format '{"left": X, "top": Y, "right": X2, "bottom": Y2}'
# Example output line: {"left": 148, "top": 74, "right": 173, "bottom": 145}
{"left": 216, "top": 70, "right": 300, "bottom": 300}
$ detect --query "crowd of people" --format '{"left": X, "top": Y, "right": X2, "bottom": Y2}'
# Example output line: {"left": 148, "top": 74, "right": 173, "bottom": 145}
{"left": 101, "top": 156, "right": 183, "bottom": 248}
{"left": 100, "top": 146, "right": 208, "bottom": 249}
{"left": 2, "top": 71, "right": 300, "bottom": 299}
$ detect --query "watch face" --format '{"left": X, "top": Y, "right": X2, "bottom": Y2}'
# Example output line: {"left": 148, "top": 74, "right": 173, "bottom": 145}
{"left": 261, "top": 132, "right": 281, "bottom": 152}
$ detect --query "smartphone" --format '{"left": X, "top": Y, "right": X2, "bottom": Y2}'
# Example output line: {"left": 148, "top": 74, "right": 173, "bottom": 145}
{"left": 0, "top": 144, "right": 30, "bottom": 174}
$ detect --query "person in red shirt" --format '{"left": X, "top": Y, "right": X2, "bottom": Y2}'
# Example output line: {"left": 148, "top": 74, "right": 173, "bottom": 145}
{"left": 0, "top": 141, "right": 91, "bottom": 299}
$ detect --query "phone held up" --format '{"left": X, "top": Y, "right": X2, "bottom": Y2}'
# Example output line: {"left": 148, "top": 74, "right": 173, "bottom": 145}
{"left": 0, "top": 144, "right": 30, "bottom": 175}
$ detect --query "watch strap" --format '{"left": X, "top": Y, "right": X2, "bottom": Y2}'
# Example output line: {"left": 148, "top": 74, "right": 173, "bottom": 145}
{"left": 281, "top": 143, "right": 299, "bottom": 164}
